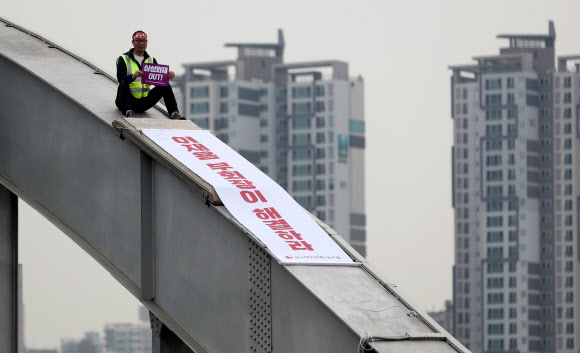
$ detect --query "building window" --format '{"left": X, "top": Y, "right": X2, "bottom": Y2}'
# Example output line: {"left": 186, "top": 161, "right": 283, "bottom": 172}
{"left": 507, "top": 77, "right": 515, "bottom": 88}
{"left": 563, "top": 107, "right": 572, "bottom": 118}
{"left": 191, "top": 102, "right": 209, "bottom": 114}
{"left": 292, "top": 165, "right": 311, "bottom": 176}
{"left": 487, "top": 247, "right": 504, "bottom": 259}
{"left": 487, "top": 293, "right": 504, "bottom": 304}
{"left": 349, "top": 119, "right": 365, "bottom": 133}
{"left": 486, "top": 216, "right": 503, "bottom": 227}
{"left": 292, "top": 86, "right": 311, "bottom": 98}
{"left": 541, "top": 215, "right": 552, "bottom": 224}
{"left": 485, "top": 78, "right": 502, "bottom": 90}
{"left": 192, "top": 118, "right": 209, "bottom": 129}
{"left": 292, "top": 149, "right": 311, "bottom": 161}
{"left": 488, "top": 323, "right": 504, "bottom": 334}
{"left": 541, "top": 199, "right": 551, "bottom": 208}
{"left": 190, "top": 86, "right": 209, "bottom": 98}
{"left": 487, "top": 262, "right": 503, "bottom": 273}
{"left": 487, "top": 186, "right": 503, "bottom": 198}
{"left": 220, "top": 102, "right": 229, "bottom": 113}
{"left": 315, "top": 85, "right": 325, "bottom": 97}
{"left": 292, "top": 180, "right": 311, "bottom": 192}
{"left": 486, "top": 200, "right": 503, "bottom": 211}
{"left": 485, "top": 94, "right": 502, "bottom": 105}
{"left": 488, "top": 308, "right": 504, "bottom": 319}
{"left": 292, "top": 133, "right": 311, "bottom": 146}
{"left": 294, "top": 195, "right": 311, "bottom": 208}
{"left": 216, "top": 133, "right": 229, "bottom": 143}
{"left": 485, "top": 140, "right": 502, "bottom": 151}
{"left": 486, "top": 124, "right": 502, "bottom": 137}
{"left": 292, "top": 102, "right": 311, "bottom": 115}
{"left": 292, "top": 117, "right": 311, "bottom": 129}
{"left": 540, "top": 123, "right": 551, "bottom": 132}
{"left": 507, "top": 93, "right": 515, "bottom": 104}
{"left": 486, "top": 155, "right": 502, "bottom": 166}
{"left": 315, "top": 101, "right": 325, "bottom": 112}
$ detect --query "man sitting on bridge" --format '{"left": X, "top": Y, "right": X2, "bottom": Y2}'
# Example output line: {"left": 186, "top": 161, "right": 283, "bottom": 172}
{"left": 115, "top": 31, "right": 183, "bottom": 119}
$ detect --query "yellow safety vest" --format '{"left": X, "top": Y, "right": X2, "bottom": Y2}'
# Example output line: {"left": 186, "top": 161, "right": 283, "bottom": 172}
{"left": 118, "top": 55, "right": 155, "bottom": 99}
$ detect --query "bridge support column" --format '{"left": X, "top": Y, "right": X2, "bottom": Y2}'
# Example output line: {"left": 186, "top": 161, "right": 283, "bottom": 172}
{"left": 0, "top": 184, "right": 18, "bottom": 353}
{"left": 150, "top": 312, "right": 195, "bottom": 353}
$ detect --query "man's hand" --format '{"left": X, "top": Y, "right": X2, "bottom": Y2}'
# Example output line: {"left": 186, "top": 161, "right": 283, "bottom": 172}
{"left": 132, "top": 70, "right": 143, "bottom": 80}
{"left": 169, "top": 71, "right": 175, "bottom": 80}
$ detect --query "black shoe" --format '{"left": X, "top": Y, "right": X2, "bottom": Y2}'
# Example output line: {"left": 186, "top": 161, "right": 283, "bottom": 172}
{"left": 171, "top": 111, "right": 185, "bottom": 120}
{"left": 126, "top": 110, "right": 136, "bottom": 118}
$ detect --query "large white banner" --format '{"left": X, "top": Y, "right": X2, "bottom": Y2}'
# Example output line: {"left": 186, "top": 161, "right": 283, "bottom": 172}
{"left": 142, "top": 129, "right": 354, "bottom": 265}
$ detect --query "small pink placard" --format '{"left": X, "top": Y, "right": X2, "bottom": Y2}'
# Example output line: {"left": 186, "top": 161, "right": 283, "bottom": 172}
{"left": 141, "top": 63, "right": 169, "bottom": 87}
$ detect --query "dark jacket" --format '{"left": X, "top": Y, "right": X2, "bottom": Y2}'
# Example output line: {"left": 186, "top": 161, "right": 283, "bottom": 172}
{"left": 116, "top": 48, "right": 158, "bottom": 85}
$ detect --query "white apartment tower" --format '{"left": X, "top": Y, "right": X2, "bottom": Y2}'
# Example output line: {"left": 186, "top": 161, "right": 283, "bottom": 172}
{"left": 451, "top": 22, "right": 580, "bottom": 353}
{"left": 552, "top": 54, "right": 580, "bottom": 353}
{"left": 177, "top": 31, "right": 366, "bottom": 255}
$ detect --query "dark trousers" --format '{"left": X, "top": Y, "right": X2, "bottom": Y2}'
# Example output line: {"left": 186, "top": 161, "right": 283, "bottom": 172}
{"left": 115, "top": 81, "right": 179, "bottom": 115}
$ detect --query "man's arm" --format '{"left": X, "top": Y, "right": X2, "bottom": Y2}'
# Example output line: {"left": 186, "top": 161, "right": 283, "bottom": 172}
{"left": 116, "top": 56, "right": 134, "bottom": 83}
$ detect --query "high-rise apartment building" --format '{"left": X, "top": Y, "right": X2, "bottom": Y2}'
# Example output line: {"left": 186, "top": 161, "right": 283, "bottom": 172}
{"left": 550, "top": 53, "right": 580, "bottom": 352}
{"left": 428, "top": 300, "right": 455, "bottom": 334}
{"left": 61, "top": 331, "right": 103, "bottom": 353}
{"left": 104, "top": 323, "right": 151, "bottom": 353}
{"left": 175, "top": 31, "right": 366, "bottom": 255}
{"left": 451, "top": 21, "right": 580, "bottom": 353}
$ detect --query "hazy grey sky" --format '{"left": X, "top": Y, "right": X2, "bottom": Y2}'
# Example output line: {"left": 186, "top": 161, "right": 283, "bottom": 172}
{"left": 4, "top": 0, "right": 580, "bottom": 349}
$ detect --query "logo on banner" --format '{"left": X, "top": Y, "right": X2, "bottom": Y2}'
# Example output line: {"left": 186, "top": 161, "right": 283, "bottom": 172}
{"left": 142, "top": 63, "right": 169, "bottom": 86}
